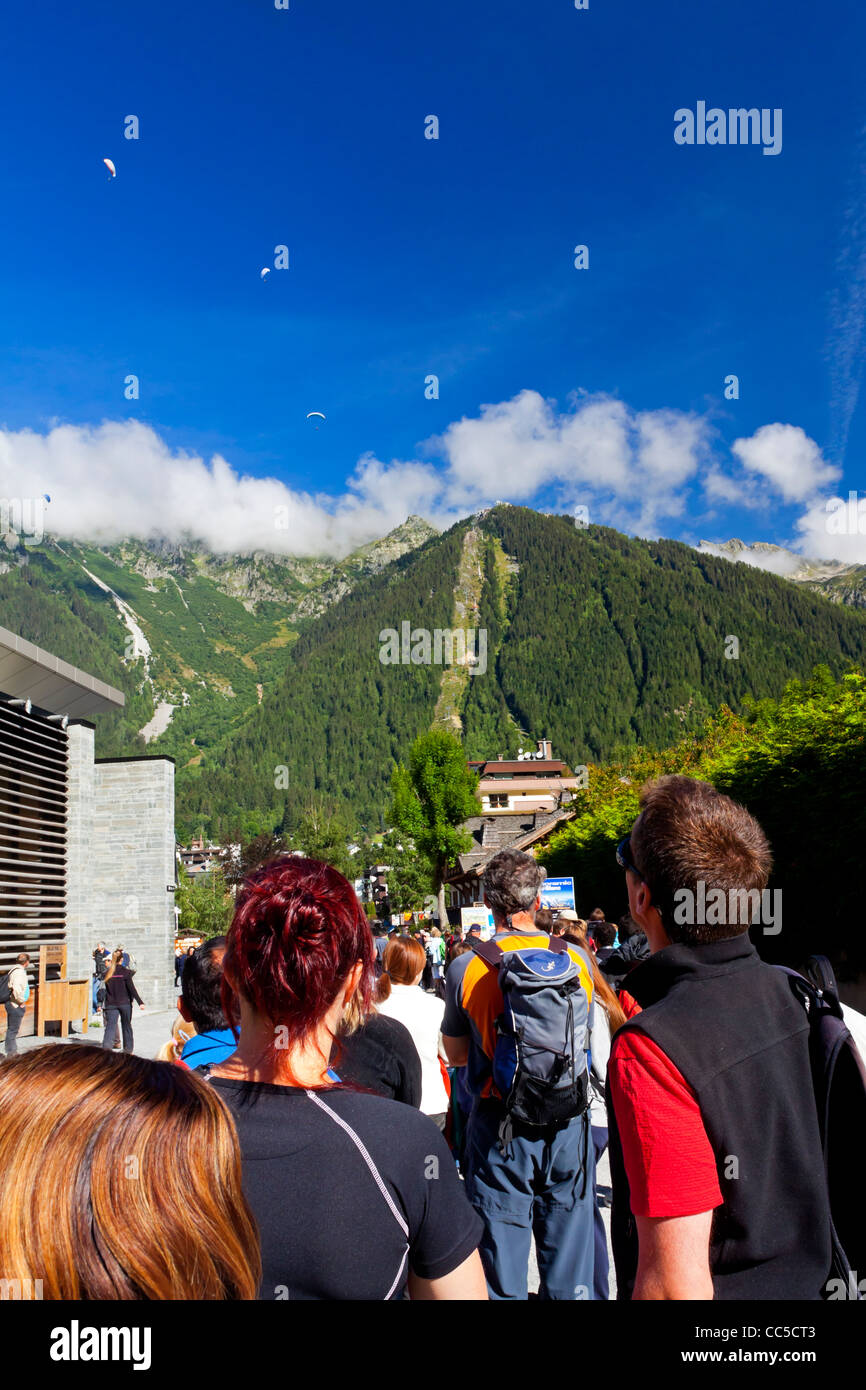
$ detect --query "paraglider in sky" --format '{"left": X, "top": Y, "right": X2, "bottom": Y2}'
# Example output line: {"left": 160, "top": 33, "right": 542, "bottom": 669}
{"left": 43, "top": 494, "right": 50, "bottom": 503}
{"left": 306, "top": 411, "right": 326, "bottom": 431}
{"left": 260, "top": 267, "right": 270, "bottom": 281}
{"left": 103, "top": 158, "right": 116, "bottom": 179}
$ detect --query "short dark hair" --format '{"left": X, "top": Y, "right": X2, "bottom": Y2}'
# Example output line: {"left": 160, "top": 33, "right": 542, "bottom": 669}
{"left": 630, "top": 775, "right": 772, "bottom": 946}
{"left": 181, "top": 936, "right": 230, "bottom": 1033}
{"left": 534, "top": 908, "right": 554, "bottom": 933}
{"left": 589, "top": 921, "right": 616, "bottom": 948}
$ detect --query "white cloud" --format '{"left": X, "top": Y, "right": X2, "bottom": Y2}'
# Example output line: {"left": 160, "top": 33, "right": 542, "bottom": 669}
{"left": 795, "top": 494, "right": 866, "bottom": 564}
{"left": 0, "top": 399, "right": 852, "bottom": 563}
{"left": 0, "top": 420, "right": 457, "bottom": 558}
{"left": 697, "top": 540, "right": 805, "bottom": 577}
{"left": 434, "top": 390, "right": 709, "bottom": 533}
{"left": 703, "top": 467, "right": 766, "bottom": 509}
{"left": 730, "top": 423, "right": 840, "bottom": 503}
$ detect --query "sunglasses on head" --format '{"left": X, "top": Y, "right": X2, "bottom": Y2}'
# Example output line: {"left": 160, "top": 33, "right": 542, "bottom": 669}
{"left": 616, "top": 836, "right": 644, "bottom": 881}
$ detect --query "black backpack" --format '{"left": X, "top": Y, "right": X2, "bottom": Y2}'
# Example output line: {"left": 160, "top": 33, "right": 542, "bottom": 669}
{"left": 777, "top": 955, "right": 866, "bottom": 1296}
{"left": 0, "top": 974, "right": 10, "bottom": 1006}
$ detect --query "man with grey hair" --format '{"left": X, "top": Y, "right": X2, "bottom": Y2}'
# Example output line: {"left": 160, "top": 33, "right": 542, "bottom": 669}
{"left": 443, "top": 848, "right": 596, "bottom": 1299}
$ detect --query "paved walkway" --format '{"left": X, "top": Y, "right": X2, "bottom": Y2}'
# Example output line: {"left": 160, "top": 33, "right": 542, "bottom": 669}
{"left": 11, "top": 1003, "right": 182, "bottom": 1060}
{"left": 8, "top": 998, "right": 617, "bottom": 1298}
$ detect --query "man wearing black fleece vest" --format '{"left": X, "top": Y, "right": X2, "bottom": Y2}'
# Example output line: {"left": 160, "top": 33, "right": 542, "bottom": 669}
{"left": 607, "top": 775, "right": 833, "bottom": 1300}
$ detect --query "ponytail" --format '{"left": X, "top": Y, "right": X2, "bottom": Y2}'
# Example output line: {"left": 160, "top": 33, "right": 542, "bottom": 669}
{"left": 373, "top": 937, "right": 425, "bottom": 1008}
{"left": 374, "top": 969, "right": 392, "bottom": 1005}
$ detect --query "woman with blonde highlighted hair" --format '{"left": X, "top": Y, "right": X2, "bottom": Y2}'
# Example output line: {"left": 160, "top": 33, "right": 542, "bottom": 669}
{"left": 0, "top": 1045, "right": 260, "bottom": 1299}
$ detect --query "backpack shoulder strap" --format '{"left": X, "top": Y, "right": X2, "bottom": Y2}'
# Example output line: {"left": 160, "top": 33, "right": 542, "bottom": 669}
{"left": 470, "top": 937, "right": 504, "bottom": 968}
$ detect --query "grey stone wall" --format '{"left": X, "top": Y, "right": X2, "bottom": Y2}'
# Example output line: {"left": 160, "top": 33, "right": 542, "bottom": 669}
{"left": 91, "top": 758, "right": 176, "bottom": 1012}
{"left": 66, "top": 723, "right": 96, "bottom": 987}
{"left": 66, "top": 727, "right": 176, "bottom": 1012}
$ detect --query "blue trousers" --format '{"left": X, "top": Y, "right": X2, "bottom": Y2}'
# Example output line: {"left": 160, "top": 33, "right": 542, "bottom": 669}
{"left": 592, "top": 1124, "right": 610, "bottom": 1300}
{"left": 464, "top": 1101, "right": 595, "bottom": 1300}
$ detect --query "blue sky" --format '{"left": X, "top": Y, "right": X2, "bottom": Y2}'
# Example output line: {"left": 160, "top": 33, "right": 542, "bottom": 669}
{"left": 1, "top": 0, "right": 865, "bottom": 562}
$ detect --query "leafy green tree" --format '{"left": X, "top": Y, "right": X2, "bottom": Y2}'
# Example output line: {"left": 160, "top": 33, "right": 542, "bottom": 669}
{"left": 390, "top": 729, "right": 481, "bottom": 923}
{"left": 292, "top": 798, "right": 357, "bottom": 880}
{"left": 537, "top": 667, "right": 866, "bottom": 977}
{"left": 175, "top": 863, "right": 234, "bottom": 938}
{"left": 379, "top": 830, "right": 435, "bottom": 917}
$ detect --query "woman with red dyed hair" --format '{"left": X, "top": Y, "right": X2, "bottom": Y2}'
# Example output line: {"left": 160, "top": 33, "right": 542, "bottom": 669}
{"left": 207, "top": 856, "right": 487, "bottom": 1301}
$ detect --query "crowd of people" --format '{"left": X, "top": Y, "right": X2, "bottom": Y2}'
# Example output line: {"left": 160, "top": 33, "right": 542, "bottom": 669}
{"left": 0, "top": 773, "right": 862, "bottom": 1301}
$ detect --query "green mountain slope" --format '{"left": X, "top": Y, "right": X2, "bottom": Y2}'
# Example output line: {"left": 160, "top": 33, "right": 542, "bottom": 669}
{"left": 175, "top": 506, "right": 866, "bottom": 838}
{"left": 4, "top": 505, "right": 866, "bottom": 842}
{"left": 0, "top": 516, "right": 437, "bottom": 765}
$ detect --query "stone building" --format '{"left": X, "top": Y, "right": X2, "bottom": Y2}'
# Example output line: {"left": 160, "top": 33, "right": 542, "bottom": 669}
{"left": 0, "top": 624, "right": 176, "bottom": 1034}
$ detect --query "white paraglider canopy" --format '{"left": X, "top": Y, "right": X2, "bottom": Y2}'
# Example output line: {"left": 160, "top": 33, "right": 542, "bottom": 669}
{"left": 103, "top": 158, "right": 116, "bottom": 178}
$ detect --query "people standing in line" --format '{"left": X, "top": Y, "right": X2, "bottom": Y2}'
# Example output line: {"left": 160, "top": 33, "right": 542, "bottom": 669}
{"left": 374, "top": 936, "right": 450, "bottom": 1129}
{"left": 443, "top": 941, "right": 474, "bottom": 1162}
{"left": 3, "top": 954, "right": 31, "bottom": 1056}
{"left": 557, "top": 910, "right": 588, "bottom": 939}
{"left": 607, "top": 775, "right": 834, "bottom": 1300}
{"left": 587, "top": 920, "right": 618, "bottom": 965}
{"left": 534, "top": 908, "right": 554, "bottom": 934}
{"left": 427, "top": 926, "right": 446, "bottom": 997}
{"left": 600, "top": 913, "right": 651, "bottom": 993}
{"left": 101, "top": 948, "right": 145, "bottom": 1054}
{"left": 177, "top": 936, "right": 238, "bottom": 1071}
{"left": 92, "top": 941, "right": 110, "bottom": 1015}
{"left": 443, "top": 848, "right": 597, "bottom": 1300}
{"left": 418, "top": 929, "right": 434, "bottom": 993}
{"left": 331, "top": 978, "right": 422, "bottom": 1107}
{"left": 372, "top": 922, "right": 390, "bottom": 977}
{"left": 204, "top": 855, "right": 488, "bottom": 1300}
{"left": 555, "top": 917, "right": 626, "bottom": 1300}
{"left": 0, "top": 1046, "right": 260, "bottom": 1298}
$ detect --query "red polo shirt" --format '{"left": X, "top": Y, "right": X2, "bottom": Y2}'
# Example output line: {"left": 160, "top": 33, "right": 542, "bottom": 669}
{"left": 608, "top": 994, "right": 723, "bottom": 1219}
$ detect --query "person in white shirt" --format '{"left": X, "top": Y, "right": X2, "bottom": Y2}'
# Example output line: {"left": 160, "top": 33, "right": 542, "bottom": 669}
{"left": 427, "top": 928, "right": 446, "bottom": 991}
{"left": 375, "top": 935, "right": 450, "bottom": 1128}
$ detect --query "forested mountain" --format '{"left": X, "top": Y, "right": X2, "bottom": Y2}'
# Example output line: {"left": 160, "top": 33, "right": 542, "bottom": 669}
{"left": 0, "top": 516, "right": 437, "bottom": 762}
{"left": 698, "top": 538, "right": 866, "bottom": 608}
{"left": 4, "top": 504, "right": 866, "bottom": 842}
{"left": 177, "top": 506, "right": 866, "bottom": 838}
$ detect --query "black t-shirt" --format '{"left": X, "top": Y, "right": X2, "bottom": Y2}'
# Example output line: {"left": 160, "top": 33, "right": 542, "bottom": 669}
{"left": 211, "top": 1079, "right": 483, "bottom": 1300}
{"left": 332, "top": 1012, "right": 422, "bottom": 1108}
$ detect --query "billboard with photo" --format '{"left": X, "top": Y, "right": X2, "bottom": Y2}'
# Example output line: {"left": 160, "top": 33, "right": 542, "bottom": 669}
{"left": 539, "top": 877, "right": 576, "bottom": 911}
{"left": 460, "top": 905, "right": 496, "bottom": 939}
